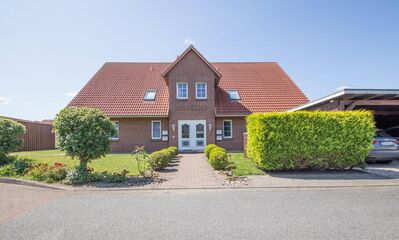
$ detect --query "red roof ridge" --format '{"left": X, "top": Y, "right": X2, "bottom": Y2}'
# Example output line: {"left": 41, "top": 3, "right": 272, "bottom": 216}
{"left": 161, "top": 45, "right": 222, "bottom": 80}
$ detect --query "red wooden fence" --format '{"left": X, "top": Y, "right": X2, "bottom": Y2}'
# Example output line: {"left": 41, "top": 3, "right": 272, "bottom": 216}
{"left": 2, "top": 116, "right": 56, "bottom": 151}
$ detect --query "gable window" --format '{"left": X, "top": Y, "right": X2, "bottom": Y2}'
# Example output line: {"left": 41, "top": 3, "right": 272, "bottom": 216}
{"left": 177, "top": 82, "right": 188, "bottom": 99}
{"left": 111, "top": 121, "right": 119, "bottom": 140}
{"left": 227, "top": 90, "right": 240, "bottom": 100}
{"left": 196, "top": 82, "right": 207, "bottom": 99}
{"left": 223, "top": 120, "right": 232, "bottom": 138}
{"left": 151, "top": 121, "right": 161, "bottom": 140}
{"left": 144, "top": 90, "right": 156, "bottom": 101}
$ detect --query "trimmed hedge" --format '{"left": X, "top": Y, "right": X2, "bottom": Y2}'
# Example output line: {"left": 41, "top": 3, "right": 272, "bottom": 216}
{"left": 149, "top": 147, "right": 178, "bottom": 170}
{"left": 205, "top": 144, "right": 229, "bottom": 170}
{"left": 204, "top": 144, "right": 217, "bottom": 159}
{"left": 246, "top": 111, "right": 375, "bottom": 171}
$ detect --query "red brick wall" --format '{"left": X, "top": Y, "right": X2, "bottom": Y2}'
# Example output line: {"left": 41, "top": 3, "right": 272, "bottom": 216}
{"left": 110, "top": 118, "right": 169, "bottom": 153}
{"left": 167, "top": 50, "right": 217, "bottom": 148}
{"left": 215, "top": 117, "right": 246, "bottom": 151}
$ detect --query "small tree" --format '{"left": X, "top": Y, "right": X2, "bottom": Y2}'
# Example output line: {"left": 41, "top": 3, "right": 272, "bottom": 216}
{"left": 53, "top": 107, "right": 116, "bottom": 171}
{"left": 0, "top": 117, "right": 26, "bottom": 160}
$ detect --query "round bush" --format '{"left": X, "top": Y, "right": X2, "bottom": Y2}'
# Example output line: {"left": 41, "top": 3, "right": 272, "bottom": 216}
{"left": 209, "top": 148, "right": 229, "bottom": 170}
{"left": 204, "top": 144, "right": 218, "bottom": 159}
{"left": 0, "top": 117, "right": 26, "bottom": 159}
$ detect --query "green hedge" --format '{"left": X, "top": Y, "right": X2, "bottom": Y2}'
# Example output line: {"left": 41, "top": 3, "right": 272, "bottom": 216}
{"left": 204, "top": 144, "right": 217, "bottom": 159}
{"left": 246, "top": 111, "right": 375, "bottom": 170}
{"left": 149, "top": 147, "right": 178, "bottom": 170}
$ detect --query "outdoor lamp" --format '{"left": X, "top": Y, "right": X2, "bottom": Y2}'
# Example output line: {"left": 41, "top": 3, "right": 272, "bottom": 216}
{"left": 171, "top": 124, "right": 176, "bottom": 131}
{"left": 208, "top": 123, "right": 212, "bottom": 131}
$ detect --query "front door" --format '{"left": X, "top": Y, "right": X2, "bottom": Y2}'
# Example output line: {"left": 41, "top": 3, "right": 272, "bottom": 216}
{"left": 178, "top": 120, "right": 206, "bottom": 151}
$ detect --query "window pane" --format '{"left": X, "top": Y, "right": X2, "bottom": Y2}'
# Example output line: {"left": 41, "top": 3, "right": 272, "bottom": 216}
{"left": 223, "top": 121, "right": 232, "bottom": 137}
{"left": 178, "top": 83, "right": 187, "bottom": 98}
{"left": 144, "top": 90, "right": 156, "bottom": 100}
{"left": 182, "top": 124, "right": 190, "bottom": 138}
{"left": 111, "top": 122, "right": 119, "bottom": 139}
{"left": 227, "top": 90, "right": 240, "bottom": 100}
{"left": 196, "top": 83, "right": 206, "bottom": 98}
{"left": 152, "top": 122, "right": 161, "bottom": 138}
{"left": 196, "top": 123, "right": 204, "bottom": 138}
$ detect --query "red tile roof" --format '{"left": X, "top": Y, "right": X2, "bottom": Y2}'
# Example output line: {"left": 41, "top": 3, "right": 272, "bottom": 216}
{"left": 68, "top": 62, "right": 308, "bottom": 116}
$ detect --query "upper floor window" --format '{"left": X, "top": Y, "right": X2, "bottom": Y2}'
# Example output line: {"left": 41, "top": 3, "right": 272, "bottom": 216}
{"left": 144, "top": 90, "right": 156, "bottom": 101}
{"left": 177, "top": 82, "right": 188, "bottom": 99}
{"left": 196, "top": 82, "right": 207, "bottom": 99}
{"left": 227, "top": 90, "right": 240, "bottom": 100}
{"left": 111, "top": 121, "right": 119, "bottom": 140}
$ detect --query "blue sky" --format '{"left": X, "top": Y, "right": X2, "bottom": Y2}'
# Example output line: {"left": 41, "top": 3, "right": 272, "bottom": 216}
{"left": 0, "top": 0, "right": 398, "bottom": 120}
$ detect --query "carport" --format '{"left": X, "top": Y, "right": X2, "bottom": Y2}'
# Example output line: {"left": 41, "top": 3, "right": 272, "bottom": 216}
{"left": 289, "top": 89, "right": 399, "bottom": 130}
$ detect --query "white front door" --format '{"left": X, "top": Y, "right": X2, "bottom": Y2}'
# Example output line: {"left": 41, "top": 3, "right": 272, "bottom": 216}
{"left": 178, "top": 120, "right": 206, "bottom": 151}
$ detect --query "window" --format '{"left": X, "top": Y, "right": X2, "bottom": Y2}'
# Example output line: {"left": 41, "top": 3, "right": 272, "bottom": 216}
{"left": 144, "top": 90, "right": 156, "bottom": 101}
{"left": 196, "top": 82, "right": 207, "bottom": 99}
{"left": 151, "top": 121, "right": 161, "bottom": 140}
{"left": 111, "top": 121, "right": 119, "bottom": 140}
{"left": 227, "top": 90, "right": 240, "bottom": 100}
{"left": 177, "top": 82, "right": 188, "bottom": 99}
{"left": 223, "top": 120, "right": 232, "bottom": 138}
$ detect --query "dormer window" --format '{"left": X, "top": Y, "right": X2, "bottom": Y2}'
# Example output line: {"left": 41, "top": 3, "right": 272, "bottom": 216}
{"left": 227, "top": 90, "right": 240, "bottom": 100}
{"left": 177, "top": 82, "right": 188, "bottom": 99}
{"left": 144, "top": 90, "right": 156, "bottom": 101}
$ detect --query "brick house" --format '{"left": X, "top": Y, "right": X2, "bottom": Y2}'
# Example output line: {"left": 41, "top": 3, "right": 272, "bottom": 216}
{"left": 68, "top": 46, "right": 308, "bottom": 153}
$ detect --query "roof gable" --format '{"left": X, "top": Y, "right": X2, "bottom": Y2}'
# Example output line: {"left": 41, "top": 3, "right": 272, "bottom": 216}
{"left": 162, "top": 45, "right": 221, "bottom": 84}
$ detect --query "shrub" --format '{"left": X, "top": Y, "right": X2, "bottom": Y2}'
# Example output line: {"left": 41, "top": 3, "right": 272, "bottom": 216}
{"left": 12, "top": 158, "right": 30, "bottom": 175}
{"left": 132, "top": 146, "right": 149, "bottom": 177}
{"left": 0, "top": 117, "right": 26, "bottom": 160}
{"left": 209, "top": 147, "right": 229, "bottom": 170}
{"left": 246, "top": 111, "right": 375, "bottom": 171}
{"left": 0, "top": 164, "right": 18, "bottom": 177}
{"left": 26, "top": 163, "right": 67, "bottom": 183}
{"left": 149, "top": 150, "right": 169, "bottom": 170}
{"left": 168, "top": 147, "right": 178, "bottom": 157}
{"left": 98, "top": 170, "right": 129, "bottom": 183}
{"left": 53, "top": 107, "right": 116, "bottom": 171}
{"left": 63, "top": 166, "right": 101, "bottom": 185}
{"left": 204, "top": 144, "right": 218, "bottom": 159}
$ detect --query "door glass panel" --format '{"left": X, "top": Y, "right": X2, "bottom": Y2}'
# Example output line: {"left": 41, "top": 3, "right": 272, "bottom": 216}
{"left": 196, "top": 124, "right": 204, "bottom": 138}
{"left": 182, "top": 140, "right": 190, "bottom": 147}
{"left": 196, "top": 140, "right": 204, "bottom": 147}
{"left": 182, "top": 124, "right": 190, "bottom": 139}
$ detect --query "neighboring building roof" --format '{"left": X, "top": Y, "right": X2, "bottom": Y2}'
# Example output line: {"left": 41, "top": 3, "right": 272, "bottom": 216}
{"left": 69, "top": 49, "right": 308, "bottom": 117}
{"left": 288, "top": 88, "right": 399, "bottom": 112}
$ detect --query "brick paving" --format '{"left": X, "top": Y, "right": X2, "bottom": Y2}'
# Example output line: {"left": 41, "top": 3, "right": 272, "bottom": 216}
{"left": 0, "top": 183, "right": 65, "bottom": 224}
{"left": 157, "top": 153, "right": 224, "bottom": 188}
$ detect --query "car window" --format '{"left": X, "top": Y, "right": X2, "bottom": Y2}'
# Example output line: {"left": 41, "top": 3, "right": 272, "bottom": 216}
{"left": 386, "top": 128, "right": 399, "bottom": 138}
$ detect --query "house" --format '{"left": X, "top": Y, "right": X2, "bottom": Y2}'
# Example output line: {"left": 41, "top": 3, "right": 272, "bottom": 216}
{"left": 68, "top": 46, "right": 308, "bottom": 152}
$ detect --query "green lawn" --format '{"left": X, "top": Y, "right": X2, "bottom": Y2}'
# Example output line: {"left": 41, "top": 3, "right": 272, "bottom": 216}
{"left": 230, "top": 153, "right": 265, "bottom": 176}
{"left": 12, "top": 150, "right": 142, "bottom": 176}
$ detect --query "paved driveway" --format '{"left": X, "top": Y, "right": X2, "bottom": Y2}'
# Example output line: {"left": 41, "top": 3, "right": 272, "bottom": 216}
{"left": 365, "top": 160, "right": 399, "bottom": 178}
{"left": 157, "top": 153, "right": 224, "bottom": 188}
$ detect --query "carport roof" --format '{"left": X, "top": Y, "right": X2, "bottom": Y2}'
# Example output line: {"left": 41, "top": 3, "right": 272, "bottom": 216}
{"left": 289, "top": 88, "right": 399, "bottom": 112}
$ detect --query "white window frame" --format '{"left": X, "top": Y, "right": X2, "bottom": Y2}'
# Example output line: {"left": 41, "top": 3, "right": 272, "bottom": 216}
{"left": 223, "top": 120, "right": 233, "bottom": 139}
{"left": 151, "top": 120, "right": 162, "bottom": 140}
{"left": 144, "top": 90, "right": 157, "bottom": 101}
{"left": 176, "top": 82, "right": 188, "bottom": 100}
{"left": 227, "top": 90, "right": 240, "bottom": 100}
{"left": 111, "top": 121, "right": 120, "bottom": 140}
{"left": 195, "top": 82, "right": 207, "bottom": 99}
